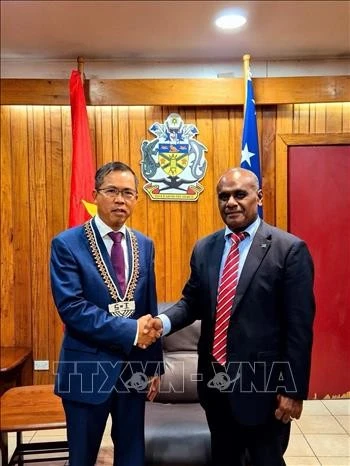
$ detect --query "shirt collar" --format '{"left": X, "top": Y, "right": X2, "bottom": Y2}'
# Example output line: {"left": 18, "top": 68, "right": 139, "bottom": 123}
{"left": 94, "top": 214, "right": 127, "bottom": 239}
{"left": 224, "top": 216, "right": 261, "bottom": 240}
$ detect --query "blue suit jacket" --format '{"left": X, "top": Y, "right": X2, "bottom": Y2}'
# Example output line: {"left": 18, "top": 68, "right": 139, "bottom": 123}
{"left": 50, "top": 218, "right": 163, "bottom": 404}
{"left": 164, "top": 220, "right": 315, "bottom": 425}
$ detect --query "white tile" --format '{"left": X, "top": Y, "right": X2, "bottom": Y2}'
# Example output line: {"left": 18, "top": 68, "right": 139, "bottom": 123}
{"left": 285, "top": 434, "right": 315, "bottom": 457}
{"left": 6, "top": 431, "right": 36, "bottom": 459}
{"left": 96, "top": 446, "right": 114, "bottom": 465}
{"left": 31, "top": 428, "right": 67, "bottom": 439}
{"left": 285, "top": 457, "right": 320, "bottom": 465}
{"left": 100, "top": 436, "right": 113, "bottom": 447}
{"left": 30, "top": 432, "right": 67, "bottom": 442}
{"left": 336, "top": 416, "right": 350, "bottom": 434}
{"left": 291, "top": 420, "right": 302, "bottom": 434}
{"left": 23, "top": 431, "right": 37, "bottom": 440}
{"left": 296, "top": 415, "right": 347, "bottom": 434}
{"left": 305, "top": 434, "right": 350, "bottom": 457}
{"left": 322, "top": 399, "right": 350, "bottom": 416}
{"left": 302, "top": 400, "right": 331, "bottom": 415}
{"left": 318, "top": 458, "right": 350, "bottom": 466}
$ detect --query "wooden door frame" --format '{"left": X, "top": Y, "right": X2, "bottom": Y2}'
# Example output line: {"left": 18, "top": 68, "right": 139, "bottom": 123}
{"left": 276, "top": 133, "right": 350, "bottom": 230}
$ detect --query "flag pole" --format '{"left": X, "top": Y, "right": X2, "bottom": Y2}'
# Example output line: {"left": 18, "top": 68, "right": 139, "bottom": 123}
{"left": 77, "top": 56, "right": 85, "bottom": 83}
{"left": 242, "top": 54, "right": 250, "bottom": 116}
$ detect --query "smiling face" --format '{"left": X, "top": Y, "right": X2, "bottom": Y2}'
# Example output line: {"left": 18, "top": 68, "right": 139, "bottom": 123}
{"left": 217, "top": 168, "right": 263, "bottom": 232}
{"left": 93, "top": 169, "right": 138, "bottom": 230}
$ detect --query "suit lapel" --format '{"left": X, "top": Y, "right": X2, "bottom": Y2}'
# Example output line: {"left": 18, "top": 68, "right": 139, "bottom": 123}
{"left": 233, "top": 221, "right": 272, "bottom": 311}
{"left": 207, "top": 230, "right": 226, "bottom": 315}
{"left": 124, "top": 228, "right": 133, "bottom": 281}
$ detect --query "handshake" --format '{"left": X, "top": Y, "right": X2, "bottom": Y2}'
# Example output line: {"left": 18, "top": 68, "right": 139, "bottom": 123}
{"left": 137, "top": 314, "right": 163, "bottom": 349}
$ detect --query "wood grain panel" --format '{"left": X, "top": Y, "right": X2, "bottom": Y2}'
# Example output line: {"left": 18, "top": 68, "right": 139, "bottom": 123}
{"left": 2, "top": 76, "right": 350, "bottom": 105}
{"left": 1, "top": 106, "right": 15, "bottom": 346}
{"left": 28, "top": 106, "right": 48, "bottom": 384}
{"left": 196, "top": 107, "right": 215, "bottom": 240}
{"left": 275, "top": 105, "right": 293, "bottom": 230}
{"left": 326, "top": 103, "right": 343, "bottom": 133}
{"left": 261, "top": 106, "right": 277, "bottom": 225}
{"left": 10, "top": 107, "right": 32, "bottom": 347}
{"left": 0, "top": 98, "right": 349, "bottom": 384}
{"left": 343, "top": 102, "right": 350, "bottom": 133}
{"left": 144, "top": 106, "right": 166, "bottom": 302}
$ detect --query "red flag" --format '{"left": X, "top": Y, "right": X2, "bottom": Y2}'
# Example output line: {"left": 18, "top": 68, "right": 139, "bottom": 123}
{"left": 68, "top": 70, "right": 96, "bottom": 227}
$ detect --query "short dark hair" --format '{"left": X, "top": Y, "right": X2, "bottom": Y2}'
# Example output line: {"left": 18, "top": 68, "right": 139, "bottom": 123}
{"left": 95, "top": 162, "right": 139, "bottom": 190}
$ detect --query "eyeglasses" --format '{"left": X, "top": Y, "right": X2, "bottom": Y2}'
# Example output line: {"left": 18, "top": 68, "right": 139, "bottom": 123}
{"left": 97, "top": 187, "right": 138, "bottom": 200}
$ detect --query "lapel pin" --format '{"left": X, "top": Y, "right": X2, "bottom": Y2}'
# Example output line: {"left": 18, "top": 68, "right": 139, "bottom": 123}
{"left": 261, "top": 243, "right": 267, "bottom": 248}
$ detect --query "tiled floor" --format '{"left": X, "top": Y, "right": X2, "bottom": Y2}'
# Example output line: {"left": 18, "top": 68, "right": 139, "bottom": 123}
{"left": 5, "top": 399, "right": 350, "bottom": 466}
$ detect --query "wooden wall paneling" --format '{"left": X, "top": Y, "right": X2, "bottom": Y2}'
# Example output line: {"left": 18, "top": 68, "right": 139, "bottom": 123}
{"left": 196, "top": 107, "right": 215, "bottom": 240}
{"left": 43, "top": 106, "right": 55, "bottom": 385}
{"left": 227, "top": 108, "right": 237, "bottom": 169}
{"left": 128, "top": 106, "right": 147, "bottom": 233}
{"left": 44, "top": 107, "right": 65, "bottom": 384}
{"left": 180, "top": 107, "right": 199, "bottom": 291}
{"left": 314, "top": 103, "right": 326, "bottom": 133}
{"left": 28, "top": 106, "right": 48, "bottom": 384}
{"left": 11, "top": 107, "right": 32, "bottom": 347}
{"left": 309, "top": 104, "right": 316, "bottom": 133}
{"left": 4, "top": 76, "right": 350, "bottom": 105}
{"left": 211, "top": 108, "right": 231, "bottom": 228}
{"left": 111, "top": 106, "right": 119, "bottom": 161}
{"left": 292, "top": 104, "right": 300, "bottom": 134}
{"left": 144, "top": 106, "right": 166, "bottom": 302}
{"left": 261, "top": 106, "right": 277, "bottom": 225}
{"left": 275, "top": 105, "right": 294, "bottom": 230}
{"left": 49, "top": 106, "right": 68, "bottom": 383}
{"left": 343, "top": 102, "right": 350, "bottom": 133}
{"left": 231, "top": 107, "right": 243, "bottom": 168}
{"left": 61, "top": 106, "right": 73, "bottom": 228}
{"left": 87, "top": 106, "right": 98, "bottom": 171}
{"left": 1, "top": 106, "right": 15, "bottom": 346}
{"left": 94, "top": 106, "right": 103, "bottom": 168}
{"left": 116, "top": 106, "right": 130, "bottom": 163}
{"left": 298, "top": 104, "right": 311, "bottom": 133}
{"left": 161, "top": 106, "right": 183, "bottom": 301}
{"left": 326, "top": 103, "right": 344, "bottom": 133}
{"left": 100, "top": 106, "right": 113, "bottom": 165}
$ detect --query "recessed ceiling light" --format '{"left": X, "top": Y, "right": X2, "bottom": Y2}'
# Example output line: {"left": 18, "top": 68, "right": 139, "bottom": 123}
{"left": 215, "top": 14, "right": 247, "bottom": 30}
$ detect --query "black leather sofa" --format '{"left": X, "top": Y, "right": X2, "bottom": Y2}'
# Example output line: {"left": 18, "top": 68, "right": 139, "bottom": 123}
{"left": 145, "top": 303, "right": 211, "bottom": 466}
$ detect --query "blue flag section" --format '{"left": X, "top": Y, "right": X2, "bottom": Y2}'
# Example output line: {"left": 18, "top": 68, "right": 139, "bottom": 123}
{"left": 241, "top": 71, "right": 263, "bottom": 218}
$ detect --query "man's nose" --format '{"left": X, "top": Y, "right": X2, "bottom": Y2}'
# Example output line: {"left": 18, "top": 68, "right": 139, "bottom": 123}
{"left": 113, "top": 192, "right": 125, "bottom": 202}
{"left": 226, "top": 194, "right": 237, "bottom": 205}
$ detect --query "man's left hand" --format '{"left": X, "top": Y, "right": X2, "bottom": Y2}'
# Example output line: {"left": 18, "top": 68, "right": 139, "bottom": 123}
{"left": 275, "top": 394, "right": 303, "bottom": 423}
{"left": 147, "top": 376, "right": 161, "bottom": 402}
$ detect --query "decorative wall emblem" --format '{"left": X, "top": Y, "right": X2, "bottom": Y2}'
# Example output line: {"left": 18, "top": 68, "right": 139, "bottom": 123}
{"left": 141, "top": 113, "right": 208, "bottom": 201}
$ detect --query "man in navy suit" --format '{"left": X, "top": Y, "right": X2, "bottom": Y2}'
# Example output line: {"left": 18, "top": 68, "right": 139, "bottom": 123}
{"left": 50, "top": 161, "right": 163, "bottom": 466}
{"left": 155, "top": 167, "right": 315, "bottom": 466}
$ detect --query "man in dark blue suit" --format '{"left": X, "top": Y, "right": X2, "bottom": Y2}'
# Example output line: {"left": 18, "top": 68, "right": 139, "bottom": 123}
{"left": 155, "top": 167, "right": 315, "bottom": 466}
{"left": 50, "top": 161, "right": 163, "bottom": 466}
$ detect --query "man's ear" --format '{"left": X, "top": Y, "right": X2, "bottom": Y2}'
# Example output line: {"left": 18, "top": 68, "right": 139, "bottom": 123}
{"left": 257, "top": 189, "right": 263, "bottom": 205}
{"left": 92, "top": 189, "right": 98, "bottom": 203}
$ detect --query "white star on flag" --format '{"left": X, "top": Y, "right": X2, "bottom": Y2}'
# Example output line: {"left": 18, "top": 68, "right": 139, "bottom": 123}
{"left": 241, "top": 142, "right": 255, "bottom": 167}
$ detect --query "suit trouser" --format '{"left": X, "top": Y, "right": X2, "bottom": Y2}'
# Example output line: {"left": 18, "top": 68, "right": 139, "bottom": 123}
{"left": 204, "top": 388, "right": 291, "bottom": 466}
{"left": 62, "top": 380, "right": 146, "bottom": 466}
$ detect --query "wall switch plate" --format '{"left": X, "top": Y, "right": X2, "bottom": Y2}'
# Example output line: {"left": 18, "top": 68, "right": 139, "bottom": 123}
{"left": 34, "top": 360, "right": 49, "bottom": 370}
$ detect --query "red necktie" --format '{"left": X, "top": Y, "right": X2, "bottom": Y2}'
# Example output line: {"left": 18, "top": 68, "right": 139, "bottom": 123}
{"left": 212, "top": 232, "right": 246, "bottom": 365}
{"left": 108, "top": 231, "right": 126, "bottom": 295}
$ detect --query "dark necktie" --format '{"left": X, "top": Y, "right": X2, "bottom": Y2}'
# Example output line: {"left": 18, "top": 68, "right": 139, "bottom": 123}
{"left": 108, "top": 231, "right": 126, "bottom": 295}
{"left": 212, "top": 232, "right": 246, "bottom": 365}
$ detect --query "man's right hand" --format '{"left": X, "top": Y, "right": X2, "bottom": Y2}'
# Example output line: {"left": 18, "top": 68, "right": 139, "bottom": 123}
{"left": 137, "top": 315, "right": 163, "bottom": 349}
